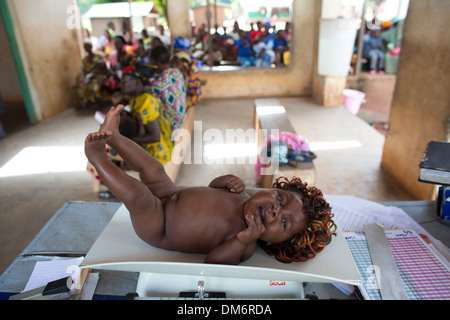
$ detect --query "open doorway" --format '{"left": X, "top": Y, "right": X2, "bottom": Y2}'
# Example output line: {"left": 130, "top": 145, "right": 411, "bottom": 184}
{"left": 189, "top": 0, "right": 293, "bottom": 70}
{"left": 345, "top": 0, "right": 410, "bottom": 136}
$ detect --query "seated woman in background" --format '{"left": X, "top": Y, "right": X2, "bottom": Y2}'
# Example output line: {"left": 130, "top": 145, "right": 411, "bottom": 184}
{"left": 114, "top": 63, "right": 173, "bottom": 164}
{"left": 100, "top": 29, "right": 115, "bottom": 60}
{"left": 109, "top": 35, "right": 133, "bottom": 72}
{"left": 170, "top": 51, "right": 202, "bottom": 109}
{"left": 103, "top": 35, "right": 134, "bottom": 97}
{"left": 149, "top": 45, "right": 187, "bottom": 132}
{"left": 236, "top": 31, "right": 255, "bottom": 67}
{"left": 76, "top": 41, "right": 109, "bottom": 108}
{"left": 367, "top": 29, "right": 386, "bottom": 74}
{"left": 253, "top": 34, "right": 275, "bottom": 68}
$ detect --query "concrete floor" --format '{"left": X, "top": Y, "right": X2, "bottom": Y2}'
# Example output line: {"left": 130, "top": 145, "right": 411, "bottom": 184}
{"left": 0, "top": 96, "right": 417, "bottom": 275}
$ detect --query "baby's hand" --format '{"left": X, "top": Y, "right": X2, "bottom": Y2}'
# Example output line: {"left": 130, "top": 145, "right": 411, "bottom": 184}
{"left": 225, "top": 175, "right": 245, "bottom": 193}
{"left": 237, "top": 215, "right": 265, "bottom": 245}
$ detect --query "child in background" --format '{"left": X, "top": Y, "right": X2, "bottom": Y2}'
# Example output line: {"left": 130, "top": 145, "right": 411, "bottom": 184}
{"left": 209, "top": 40, "right": 223, "bottom": 66}
{"left": 77, "top": 41, "right": 109, "bottom": 108}
{"left": 134, "top": 45, "right": 151, "bottom": 65}
{"left": 85, "top": 105, "right": 336, "bottom": 264}
{"left": 236, "top": 31, "right": 255, "bottom": 67}
{"left": 368, "top": 29, "right": 385, "bottom": 74}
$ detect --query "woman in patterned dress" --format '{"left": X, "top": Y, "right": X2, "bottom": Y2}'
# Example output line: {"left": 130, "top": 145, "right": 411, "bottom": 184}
{"left": 149, "top": 46, "right": 187, "bottom": 133}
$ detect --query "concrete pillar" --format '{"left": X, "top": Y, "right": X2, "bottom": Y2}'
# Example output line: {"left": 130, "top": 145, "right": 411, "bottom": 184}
{"left": 312, "top": 75, "right": 347, "bottom": 107}
{"left": 381, "top": 0, "right": 450, "bottom": 200}
{"left": 166, "top": 0, "right": 191, "bottom": 41}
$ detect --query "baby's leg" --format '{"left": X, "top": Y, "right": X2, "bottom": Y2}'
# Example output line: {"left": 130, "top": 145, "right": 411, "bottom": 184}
{"left": 85, "top": 128, "right": 171, "bottom": 249}
{"left": 100, "top": 105, "right": 177, "bottom": 199}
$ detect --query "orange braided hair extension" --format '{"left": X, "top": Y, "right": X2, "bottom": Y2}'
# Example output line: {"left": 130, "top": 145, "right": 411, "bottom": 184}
{"left": 258, "top": 177, "right": 337, "bottom": 263}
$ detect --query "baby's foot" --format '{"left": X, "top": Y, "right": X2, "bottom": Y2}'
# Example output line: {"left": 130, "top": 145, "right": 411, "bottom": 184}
{"left": 99, "top": 105, "right": 124, "bottom": 137}
{"left": 85, "top": 130, "right": 112, "bottom": 162}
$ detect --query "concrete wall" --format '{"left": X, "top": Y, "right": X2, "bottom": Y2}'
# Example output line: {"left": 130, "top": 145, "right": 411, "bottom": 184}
{"left": 381, "top": 0, "right": 450, "bottom": 200}
{"left": 192, "top": 6, "right": 227, "bottom": 28}
{"left": 192, "top": 0, "right": 319, "bottom": 99}
{"left": 7, "top": 0, "right": 82, "bottom": 121}
{"left": 0, "top": 18, "right": 22, "bottom": 102}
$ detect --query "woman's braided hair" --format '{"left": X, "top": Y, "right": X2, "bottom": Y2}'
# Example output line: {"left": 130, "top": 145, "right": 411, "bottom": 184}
{"left": 258, "top": 176, "right": 336, "bottom": 263}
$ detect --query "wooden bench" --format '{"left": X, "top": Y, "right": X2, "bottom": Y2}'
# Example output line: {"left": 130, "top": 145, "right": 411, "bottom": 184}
{"left": 254, "top": 98, "right": 316, "bottom": 188}
{"left": 88, "top": 107, "right": 195, "bottom": 193}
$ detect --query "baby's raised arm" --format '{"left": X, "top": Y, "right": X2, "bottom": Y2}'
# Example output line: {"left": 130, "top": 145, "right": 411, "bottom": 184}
{"left": 208, "top": 174, "right": 245, "bottom": 193}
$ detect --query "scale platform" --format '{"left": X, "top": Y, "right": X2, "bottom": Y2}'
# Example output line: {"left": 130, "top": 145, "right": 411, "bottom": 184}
{"left": 81, "top": 205, "right": 361, "bottom": 299}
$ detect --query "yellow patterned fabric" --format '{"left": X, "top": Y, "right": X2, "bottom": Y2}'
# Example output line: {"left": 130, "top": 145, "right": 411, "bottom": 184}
{"left": 130, "top": 93, "right": 173, "bottom": 163}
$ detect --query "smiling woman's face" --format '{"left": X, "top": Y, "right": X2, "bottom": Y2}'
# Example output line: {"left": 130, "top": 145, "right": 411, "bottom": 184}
{"left": 243, "top": 189, "right": 308, "bottom": 243}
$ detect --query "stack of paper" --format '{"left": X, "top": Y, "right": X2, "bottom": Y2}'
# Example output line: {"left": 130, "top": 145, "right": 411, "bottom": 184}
{"left": 325, "top": 195, "right": 433, "bottom": 236}
{"left": 23, "top": 257, "right": 99, "bottom": 300}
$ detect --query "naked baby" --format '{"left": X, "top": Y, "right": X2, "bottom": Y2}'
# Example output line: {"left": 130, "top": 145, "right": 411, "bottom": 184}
{"left": 85, "top": 105, "right": 336, "bottom": 265}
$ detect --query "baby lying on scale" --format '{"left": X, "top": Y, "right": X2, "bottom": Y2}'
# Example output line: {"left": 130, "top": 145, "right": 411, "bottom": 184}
{"left": 85, "top": 105, "right": 336, "bottom": 265}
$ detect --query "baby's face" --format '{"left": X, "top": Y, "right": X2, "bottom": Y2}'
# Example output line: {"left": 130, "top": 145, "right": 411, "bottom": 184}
{"left": 244, "top": 189, "right": 307, "bottom": 243}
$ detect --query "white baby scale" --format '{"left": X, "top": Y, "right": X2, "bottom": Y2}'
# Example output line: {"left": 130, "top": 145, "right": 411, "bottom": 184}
{"left": 81, "top": 205, "right": 361, "bottom": 299}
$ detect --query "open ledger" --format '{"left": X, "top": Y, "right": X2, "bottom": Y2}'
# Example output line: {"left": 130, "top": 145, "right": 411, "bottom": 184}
{"left": 345, "top": 229, "right": 450, "bottom": 300}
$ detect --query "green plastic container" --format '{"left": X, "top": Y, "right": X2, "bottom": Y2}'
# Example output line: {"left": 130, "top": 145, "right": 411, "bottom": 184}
{"left": 385, "top": 53, "right": 399, "bottom": 74}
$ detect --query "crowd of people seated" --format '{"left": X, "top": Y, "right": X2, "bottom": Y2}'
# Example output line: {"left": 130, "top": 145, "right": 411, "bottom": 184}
{"left": 190, "top": 21, "right": 291, "bottom": 69}
{"left": 77, "top": 22, "right": 201, "bottom": 113}
{"left": 77, "top": 20, "right": 291, "bottom": 111}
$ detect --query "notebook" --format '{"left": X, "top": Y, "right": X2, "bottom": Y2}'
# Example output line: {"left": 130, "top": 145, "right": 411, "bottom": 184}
{"left": 419, "top": 140, "right": 450, "bottom": 185}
